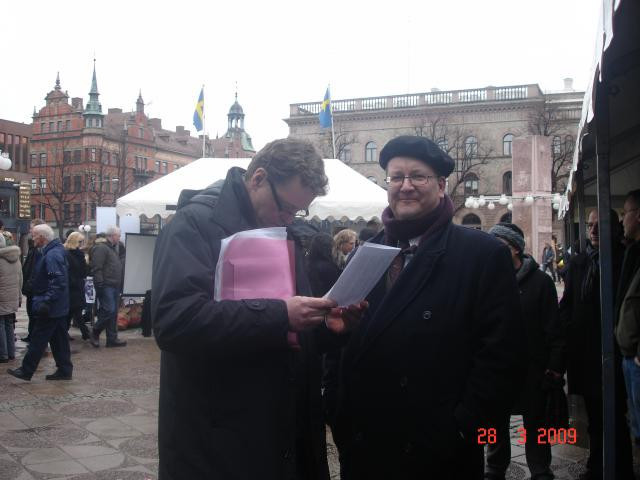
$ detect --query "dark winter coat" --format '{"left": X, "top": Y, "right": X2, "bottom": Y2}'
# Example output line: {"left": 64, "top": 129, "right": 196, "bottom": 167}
{"left": 31, "top": 238, "right": 69, "bottom": 319}
{"left": 336, "top": 223, "right": 525, "bottom": 480}
{"left": 559, "top": 242, "right": 624, "bottom": 395}
{"left": 510, "top": 255, "right": 563, "bottom": 415}
{"left": 306, "top": 256, "right": 340, "bottom": 298}
{"left": 152, "top": 167, "right": 340, "bottom": 480}
{"left": 21, "top": 244, "right": 40, "bottom": 296}
{"left": 90, "top": 238, "right": 122, "bottom": 288}
{"left": 66, "top": 248, "right": 87, "bottom": 312}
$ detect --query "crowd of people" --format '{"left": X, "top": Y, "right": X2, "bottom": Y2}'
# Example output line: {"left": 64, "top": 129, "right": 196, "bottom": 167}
{"left": 1, "top": 222, "right": 128, "bottom": 381}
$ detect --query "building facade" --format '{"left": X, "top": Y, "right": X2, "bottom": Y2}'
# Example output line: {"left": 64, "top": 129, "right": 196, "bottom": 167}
{"left": 209, "top": 93, "right": 256, "bottom": 158}
{"left": 286, "top": 81, "right": 582, "bottom": 235}
{"left": 0, "top": 118, "right": 31, "bottom": 174}
{"left": 28, "top": 68, "right": 217, "bottom": 236}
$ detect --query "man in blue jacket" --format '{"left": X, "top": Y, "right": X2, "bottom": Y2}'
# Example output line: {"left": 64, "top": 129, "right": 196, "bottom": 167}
{"left": 8, "top": 224, "right": 72, "bottom": 381}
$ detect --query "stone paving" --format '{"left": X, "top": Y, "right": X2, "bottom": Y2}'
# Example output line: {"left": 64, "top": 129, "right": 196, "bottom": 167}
{"left": 0, "top": 300, "right": 634, "bottom": 479}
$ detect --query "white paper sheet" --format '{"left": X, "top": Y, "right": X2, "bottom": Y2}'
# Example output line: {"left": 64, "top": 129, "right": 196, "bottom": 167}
{"left": 325, "top": 242, "right": 400, "bottom": 307}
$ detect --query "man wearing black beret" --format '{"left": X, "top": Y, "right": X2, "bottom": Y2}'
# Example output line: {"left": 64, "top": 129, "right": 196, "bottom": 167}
{"left": 336, "top": 135, "right": 525, "bottom": 479}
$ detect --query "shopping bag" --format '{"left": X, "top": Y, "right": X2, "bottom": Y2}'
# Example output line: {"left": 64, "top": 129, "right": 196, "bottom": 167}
{"left": 214, "top": 227, "right": 295, "bottom": 301}
{"left": 117, "top": 299, "right": 143, "bottom": 330}
{"left": 542, "top": 375, "right": 569, "bottom": 429}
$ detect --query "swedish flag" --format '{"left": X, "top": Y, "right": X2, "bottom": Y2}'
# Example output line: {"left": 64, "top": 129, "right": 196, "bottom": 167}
{"left": 318, "top": 87, "right": 332, "bottom": 128}
{"left": 193, "top": 87, "right": 204, "bottom": 132}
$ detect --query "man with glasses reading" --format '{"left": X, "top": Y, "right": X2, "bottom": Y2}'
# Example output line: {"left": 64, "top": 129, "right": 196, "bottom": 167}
{"left": 152, "top": 138, "right": 364, "bottom": 480}
{"left": 335, "top": 135, "right": 524, "bottom": 479}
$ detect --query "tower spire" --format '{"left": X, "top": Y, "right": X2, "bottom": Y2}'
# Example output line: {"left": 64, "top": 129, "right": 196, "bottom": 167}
{"left": 84, "top": 58, "right": 103, "bottom": 127}
{"left": 136, "top": 89, "right": 144, "bottom": 113}
{"left": 55, "top": 72, "right": 61, "bottom": 91}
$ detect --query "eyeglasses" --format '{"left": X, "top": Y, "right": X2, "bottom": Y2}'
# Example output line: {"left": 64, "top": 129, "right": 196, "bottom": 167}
{"left": 267, "top": 179, "right": 309, "bottom": 218}
{"left": 384, "top": 174, "right": 437, "bottom": 187}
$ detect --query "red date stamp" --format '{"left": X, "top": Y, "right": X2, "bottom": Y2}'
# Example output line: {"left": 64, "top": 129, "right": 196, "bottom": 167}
{"left": 477, "top": 427, "right": 577, "bottom": 445}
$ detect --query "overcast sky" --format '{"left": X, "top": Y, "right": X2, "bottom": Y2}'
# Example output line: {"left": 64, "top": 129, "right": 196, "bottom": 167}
{"left": 2, "top": 0, "right": 601, "bottom": 151}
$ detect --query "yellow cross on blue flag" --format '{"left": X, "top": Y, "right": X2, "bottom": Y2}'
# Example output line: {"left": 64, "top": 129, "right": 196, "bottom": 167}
{"left": 193, "top": 87, "right": 204, "bottom": 132}
{"left": 319, "top": 87, "right": 332, "bottom": 128}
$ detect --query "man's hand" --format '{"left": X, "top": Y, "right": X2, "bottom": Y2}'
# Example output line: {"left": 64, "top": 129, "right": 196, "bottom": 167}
{"left": 36, "top": 302, "right": 50, "bottom": 317}
{"left": 285, "top": 296, "right": 337, "bottom": 332}
{"left": 325, "top": 300, "right": 369, "bottom": 334}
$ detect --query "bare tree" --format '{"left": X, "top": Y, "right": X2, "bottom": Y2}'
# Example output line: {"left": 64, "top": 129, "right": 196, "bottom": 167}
{"left": 528, "top": 102, "right": 575, "bottom": 192}
{"left": 318, "top": 125, "right": 357, "bottom": 160}
{"left": 413, "top": 115, "right": 494, "bottom": 214}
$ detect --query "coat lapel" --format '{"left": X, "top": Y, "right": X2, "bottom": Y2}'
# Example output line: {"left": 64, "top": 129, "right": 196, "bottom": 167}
{"left": 353, "top": 223, "right": 451, "bottom": 365}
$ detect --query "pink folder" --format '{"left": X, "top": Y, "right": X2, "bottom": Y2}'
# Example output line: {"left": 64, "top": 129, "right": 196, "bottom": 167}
{"left": 216, "top": 231, "right": 296, "bottom": 301}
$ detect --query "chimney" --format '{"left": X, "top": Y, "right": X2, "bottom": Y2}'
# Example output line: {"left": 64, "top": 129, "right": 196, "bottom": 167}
{"left": 72, "top": 97, "right": 84, "bottom": 110}
{"left": 176, "top": 126, "right": 185, "bottom": 135}
{"left": 108, "top": 108, "right": 123, "bottom": 114}
{"left": 149, "top": 118, "right": 162, "bottom": 130}
{"left": 563, "top": 78, "right": 574, "bottom": 91}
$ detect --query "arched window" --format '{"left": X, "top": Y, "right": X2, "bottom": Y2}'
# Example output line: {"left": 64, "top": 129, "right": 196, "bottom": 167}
{"left": 552, "top": 136, "right": 562, "bottom": 155}
{"left": 503, "top": 133, "right": 514, "bottom": 156}
{"left": 365, "top": 142, "right": 377, "bottom": 162}
{"left": 500, "top": 212, "right": 512, "bottom": 223}
{"left": 339, "top": 145, "right": 352, "bottom": 163}
{"left": 367, "top": 175, "right": 378, "bottom": 184}
{"left": 464, "top": 173, "right": 479, "bottom": 196}
{"left": 502, "top": 171, "right": 512, "bottom": 195}
{"left": 437, "top": 138, "right": 448, "bottom": 152}
{"left": 565, "top": 135, "right": 574, "bottom": 153}
{"left": 465, "top": 136, "right": 478, "bottom": 158}
{"left": 462, "top": 213, "right": 482, "bottom": 230}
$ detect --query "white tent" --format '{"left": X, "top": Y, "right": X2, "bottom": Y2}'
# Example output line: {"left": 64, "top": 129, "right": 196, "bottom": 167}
{"left": 116, "top": 158, "right": 387, "bottom": 221}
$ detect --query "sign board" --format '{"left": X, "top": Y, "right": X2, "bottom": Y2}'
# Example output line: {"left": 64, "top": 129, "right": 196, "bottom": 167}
{"left": 122, "top": 234, "right": 157, "bottom": 296}
{"left": 18, "top": 181, "right": 31, "bottom": 218}
{"left": 96, "top": 207, "right": 117, "bottom": 235}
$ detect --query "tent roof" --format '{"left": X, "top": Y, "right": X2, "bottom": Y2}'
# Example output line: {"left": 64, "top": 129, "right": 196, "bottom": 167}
{"left": 116, "top": 158, "right": 388, "bottom": 221}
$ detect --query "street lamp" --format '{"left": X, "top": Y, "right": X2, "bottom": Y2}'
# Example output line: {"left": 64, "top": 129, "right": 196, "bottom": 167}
{"left": 0, "top": 150, "right": 12, "bottom": 170}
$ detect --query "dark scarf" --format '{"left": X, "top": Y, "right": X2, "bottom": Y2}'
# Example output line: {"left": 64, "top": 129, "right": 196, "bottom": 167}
{"left": 382, "top": 195, "right": 454, "bottom": 287}
{"left": 581, "top": 242, "right": 600, "bottom": 302}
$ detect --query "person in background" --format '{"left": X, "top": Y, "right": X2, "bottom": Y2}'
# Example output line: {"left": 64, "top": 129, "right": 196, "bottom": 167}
{"left": 486, "top": 223, "right": 564, "bottom": 480}
{"left": 541, "top": 242, "right": 557, "bottom": 282}
{"left": 615, "top": 189, "right": 640, "bottom": 445}
{"left": 560, "top": 208, "right": 634, "bottom": 479}
{"left": 333, "top": 229, "right": 357, "bottom": 271}
{"left": 7, "top": 224, "right": 72, "bottom": 381}
{"left": 20, "top": 219, "right": 45, "bottom": 343}
{"left": 89, "top": 226, "right": 126, "bottom": 348}
{"left": 307, "top": 233, "right": 341, "bottom": 298}
{"left": 0, "top": 233, "right": 22, "bottom": 363}
{"left": 64, "top": 232, "right": 90, "bottom": 340}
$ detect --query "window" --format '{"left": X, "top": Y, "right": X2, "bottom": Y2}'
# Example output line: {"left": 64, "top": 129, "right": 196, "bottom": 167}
{"left": 104, "top": 177, "right": 110, "bottom": 193}
{"left": 155, "top": 160, "right": 161, "bottom": 173}
{"left": 65, "top": 120, "right": 71, "bottom": 130}
{"left": 464, "top": 173, "right": 479, "bottom": 196}
{"left": 367, "top": 175, "right": 378, "bottom": 184}
{"left": 40, "top": 177, "right": 47, "bottom": 190}
{"left": 365, "top": 142, "right": 377, "bottom": 163}
{"left": 86, "top": 148, "right": 96, "bottom": 162}
{"left": 462, "top": 213, "right": 482, "bottom": 230}
{"left": 30, "top": 205, "right": 36, "bottom": 219}
{"left": 63, "top": 203, "right": 70, "bottom": 220}
{"left": 503, "top": 134, "right": 514, "bottom": 156}
{"left": 73, "top": 150, "right": 81, "bottom": 163}
{"left": 40, "top": 123, "right": 46, "bottom": 133}
{"left": 63, "top": 176, "right": 71, "bottom": 193}
{"left": 464, "top": 136, "right": 478, "bottom": 158}
{"left": 49, "top": 122, "right": 54, "bottom": 132}
{"left": 31, "top": 178, "right": 37, "bottom": 191}
{"left": 552, "top": 136, "right": 561, "bottom": 155}
{"left": 174, "top": 163, "right": 180, "bottom": 171}
{"left": 7, "top": 135, "right": 12, "bottom": 147}
{"left": 0, "top": 133, "right": 4, "bottom": 151}
{"left": 39, "top": 153, "right": 47, "bottom": 166}
{"left": 73, "top": 203, "right": 82, "bottom": 222}
{"left": 86, "top": 174, "right": 96, "bottom": 192}
{"left": 162, "top": 161, "right": 168, "bottom": 174}
{"left": 502, "top": 171, "right": 512, "bottom": 195}
{"left": 73, "top": 175, "right": 82, "bottom": 193}
{"left": 30, "top": 154, "right": 38, "bottom": 167}
{"left": 57, "top": 121, "right": 62, "bottom": 131}
{"left": 63, "top": 151, "right": 71, "bottom": 164}
{"left": 565, "top": 135, "right": 574, "bottom": 153}
{"left": 102, "top": 151, "right": 110, "bottom": 164}
{"left": 139, "top": 128, "right": 144, "bottom": 138}
{"left": 437, "top": 138, "right": 449, "bottom": 152}
{"left": 91, "top": 203, "right": 96, "bottom": 220}
{"left": 111, "top": 152, "right": 118, "bottom": 166}
{"left": 339, "top": 145, "right": 352, "bottom": 163}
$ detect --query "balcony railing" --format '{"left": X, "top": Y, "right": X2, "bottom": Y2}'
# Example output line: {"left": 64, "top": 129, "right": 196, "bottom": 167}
{"left": 289, "top": 84, "right": 544, "bottom": 117}
{"left": 133, "top": 168, "right": 154, "bottom": 178}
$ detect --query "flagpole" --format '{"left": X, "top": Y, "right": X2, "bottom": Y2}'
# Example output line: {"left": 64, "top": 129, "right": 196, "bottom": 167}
{"left": 329, "top": 84, "right": 336, "bottom": 158}
{"left": 201, "top": 84, "right": 206, "bottom": 158}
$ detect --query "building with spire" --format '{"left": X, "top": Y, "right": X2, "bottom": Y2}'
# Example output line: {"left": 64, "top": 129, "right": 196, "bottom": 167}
{"left": 28, "top": 65, "right": 208, "bottom": 236}
{"left": 209, "top": 93, "right": 255, "bottom": 158}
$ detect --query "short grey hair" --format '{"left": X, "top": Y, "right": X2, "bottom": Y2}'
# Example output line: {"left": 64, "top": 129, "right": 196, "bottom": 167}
{"left": 33, "top": 224, "right": 55, "bottom": 242}
{"left": 105, "top": 226, "right": 121, "bottom": 236}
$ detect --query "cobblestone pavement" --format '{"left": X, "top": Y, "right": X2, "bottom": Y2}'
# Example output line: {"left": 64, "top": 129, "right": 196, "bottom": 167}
{"left": 0, "top": 300, "right": 633, "bottom": 479}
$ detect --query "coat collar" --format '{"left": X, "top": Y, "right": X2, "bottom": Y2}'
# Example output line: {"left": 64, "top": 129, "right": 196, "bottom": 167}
{"left": 42, "top": 238, "right": 62, "bottom": 255}
{"left": 209, "top": 167, "right": 259, "bottom": 235}
{"left": 354, "top": 221, "right": 452, "bottom": 363}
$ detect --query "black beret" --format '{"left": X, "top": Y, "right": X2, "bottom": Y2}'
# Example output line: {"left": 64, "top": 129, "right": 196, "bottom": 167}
{"left": 379, "top": 135, "right": 455, "bottom": 177}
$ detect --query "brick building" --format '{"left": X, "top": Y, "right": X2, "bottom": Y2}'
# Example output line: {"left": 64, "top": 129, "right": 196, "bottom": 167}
{"left": 0, "top": 118, "right": 31, "bottom": 173}
{"left": 286, "top": 81, "right": 582, "bottom": 236}
{"left": 28, "top": 67, "right": 215, "bottom": 236}
{"left": 209, "top": 93, "right": 256, "bottom": 158}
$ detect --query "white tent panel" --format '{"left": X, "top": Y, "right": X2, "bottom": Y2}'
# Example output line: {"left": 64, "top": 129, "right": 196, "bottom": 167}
{"left": 116, "top": 158, "right": 388, "bottom": 221}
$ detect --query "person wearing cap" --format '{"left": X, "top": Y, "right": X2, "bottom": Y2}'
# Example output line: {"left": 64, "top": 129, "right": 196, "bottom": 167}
{"left": 485, "top": 223, "right": 564, "bottom": 480}
{"left": 335, "top": 135, "right": 524, "bottom": 479}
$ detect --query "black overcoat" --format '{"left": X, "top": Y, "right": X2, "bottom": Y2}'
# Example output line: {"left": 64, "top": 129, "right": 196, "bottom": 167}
{"left": 336, "top": 223, "right": 525, "bottom": 480}
{"left": 66, "top": 248, "right": 87, "bottom": 312}
{"left": 152, "top": 167, "right": 336, "bottom": 480}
